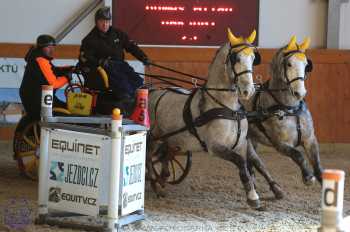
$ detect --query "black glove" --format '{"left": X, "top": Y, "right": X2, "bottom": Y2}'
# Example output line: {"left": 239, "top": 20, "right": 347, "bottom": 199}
{"left": 65, "top": 71, "right": 73, "bottom": 82}
{"left": 142, "top": 57, "right": 151, "bottom": 66}
{"left": 99, "top": 57, "right": 111, "bottom": 68}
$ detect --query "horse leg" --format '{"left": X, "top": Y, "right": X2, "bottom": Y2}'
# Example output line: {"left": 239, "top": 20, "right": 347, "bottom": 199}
{"left": 246, "top": 140, "right": 257, "bottom": 187}
{"left": 303, "top": 135, "right": 323, "bottom": 184}
{"left": 272, "top": 142, "right": 315, "bottom": 185}
{"left": 211, "top": 143, "right": 261, "bottom": 209}
{"left": 146, "top": 141, "right": 167, "bottom": 197}
{"left": 159, "top": 143, "right": 171, "bottom": 180}
{"left": 246, "top": 158, "right": 256, "bottom": 189}
{"left": 247, "top": 139, "right": 284, "bottom": 199}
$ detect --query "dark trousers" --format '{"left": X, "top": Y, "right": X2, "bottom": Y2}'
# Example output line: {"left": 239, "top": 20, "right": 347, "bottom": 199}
{"left": 105, "top": 60, "right": 144, "bottom": 99}
{"left": 16, "top": 94, "right": 65, "bottom": 133}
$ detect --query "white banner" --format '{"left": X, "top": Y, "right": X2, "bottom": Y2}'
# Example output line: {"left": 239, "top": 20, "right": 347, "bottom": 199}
{"left": 0, "top": 58, "right": 26, "bottom": 88}
{"left": 121, "top": 131, "right": 147, "bottom": 216}
{"left": 47, "top": 129, "right": 107, "bottom": 216}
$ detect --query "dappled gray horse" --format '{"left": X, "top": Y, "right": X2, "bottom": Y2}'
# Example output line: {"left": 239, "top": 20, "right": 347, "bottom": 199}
{"left": 148, "top": 29, "right": 265, "bottom": 208}
{"left": 242, "top": 36, "right": 323, "bottom": 198}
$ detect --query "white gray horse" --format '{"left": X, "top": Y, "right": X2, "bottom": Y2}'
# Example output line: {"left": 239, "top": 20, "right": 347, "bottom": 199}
{"left": 242, "top": 36, "right": 323, "bottom": 198}
{"left": 148, "top": 29, "right": 264, "bottom": 208}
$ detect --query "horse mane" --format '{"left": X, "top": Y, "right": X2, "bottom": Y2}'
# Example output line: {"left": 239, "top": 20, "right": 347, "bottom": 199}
{"left": 207, "top": 43, "right": 230, "bottom": 80}
{"left": 270, "top": 46, "right": 286, "bottom": 81}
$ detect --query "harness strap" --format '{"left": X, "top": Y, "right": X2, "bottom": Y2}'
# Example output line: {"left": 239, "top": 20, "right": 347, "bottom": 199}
{"left": 153, "top": 90, "right": 170, "bottom": 124}
{"left": 296, "top": 114, "right": 302, "bottom": 147}
{"left": 152, "top": 90, "right": 193, "bottom": 142}
{"left": 254, "top": 121, "right": 274, "bottom": 145}
{"left": 232, "top": 117, "right": 242, "bottom": 150}
{"left": 183, "top": 89, "right": 208, "bottom": 151}
{"left": 194, "top": 108, "right": 246, "bottom": 127}
{"left": 155, "top": 126, "right": 189, "bottom": 141}
{"left": 250, "top": 80, "right": 304, "bottom": 147}
{"left": 203, "top": 88, "right": 233, "bottom": 110}
{"left": 155, "top": 89, "right": 246, "bottom": 151}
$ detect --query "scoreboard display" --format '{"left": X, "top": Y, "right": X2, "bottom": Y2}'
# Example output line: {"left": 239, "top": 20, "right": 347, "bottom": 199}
{"left": 113, "top": 0, "right": 259, "bottom": 46}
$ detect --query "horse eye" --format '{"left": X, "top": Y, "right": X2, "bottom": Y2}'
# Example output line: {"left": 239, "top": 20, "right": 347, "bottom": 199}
{"left": 287, "top": 62, "right": 292, "bottom": 67}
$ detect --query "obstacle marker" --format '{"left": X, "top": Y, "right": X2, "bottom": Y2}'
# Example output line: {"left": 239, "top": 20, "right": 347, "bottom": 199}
{"left": 41, "top": 85, "right": 53, "bottom": 118}
{"left": 319, "top": 169, "right": 347, "bottom": 232}
{"left": 130, "top": 88, "right": 150, "bottom": 128}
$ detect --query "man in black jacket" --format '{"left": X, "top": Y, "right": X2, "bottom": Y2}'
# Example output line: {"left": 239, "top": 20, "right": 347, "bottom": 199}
{"left": 79, "top": 6, "right": 150, "bottom": 101}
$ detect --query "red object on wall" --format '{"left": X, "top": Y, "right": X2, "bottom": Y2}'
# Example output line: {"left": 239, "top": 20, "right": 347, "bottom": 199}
{"left": 112, "top": 0, "right": 259, "bottom": 46}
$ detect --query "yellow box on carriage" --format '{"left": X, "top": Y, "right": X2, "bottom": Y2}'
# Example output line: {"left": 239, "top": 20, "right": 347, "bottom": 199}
{"left": 67, "top": 92, "right": 93, "bottom": 116}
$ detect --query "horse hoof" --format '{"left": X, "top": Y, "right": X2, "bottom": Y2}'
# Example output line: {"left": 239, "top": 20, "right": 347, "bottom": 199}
{"left": 156, "top": 188, "right": 167, "bottom": 198}
{"left": 303, "top": 175, "right": 316, "bottom": 186}
{"left": 247, "top": 199, "right": 260, "bottom": 209}
{"left": 151, "top": 181, "right": 167, "bottom": 198}
{"left": 270, "top": 183, "right": 284, "bottom": 200}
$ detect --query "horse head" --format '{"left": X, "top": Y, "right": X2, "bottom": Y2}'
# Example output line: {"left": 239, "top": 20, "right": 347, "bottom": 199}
{"left": 226, "top": 28, "right": 260, "bottom": 100}
{"left": 272, "top": 35, "right": 313, "bottom": 100}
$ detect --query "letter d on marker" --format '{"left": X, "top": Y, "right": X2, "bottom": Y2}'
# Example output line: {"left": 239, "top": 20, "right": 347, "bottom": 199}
{"left": 319, "top": 169, "right": 346, "bottom": 232}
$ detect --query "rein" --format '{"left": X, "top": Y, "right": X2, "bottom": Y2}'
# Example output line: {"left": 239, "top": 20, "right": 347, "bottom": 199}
{"left": 149, "top": 62, "right": 207, "bottom": 81}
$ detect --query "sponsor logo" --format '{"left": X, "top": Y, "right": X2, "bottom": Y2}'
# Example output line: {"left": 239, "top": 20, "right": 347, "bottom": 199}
{"left": 49, "top": 187, "right": 97, "bottom": 206}
{"left": 49, "top": 187, "right": 62, "bottom": 203}
{"left": 124, "top": 142, "right": 143, "bottom": 155}
{"left": 64, "top": 163, "right": 99, "bottom": 188}
{"left": 2, "top": 198, "right": 31, "bottom": 229}
{"left": 123, "top": 163, "right": 142, "bottom": 186}
{"left": 51, "top": 139, "right": 100, "bottom": 156}
{"left": 122, "top": 192, "right": 142, "bottom": 208}
{"left": 49, "top": 161, "right": 65, "bottom": 182}
{"left": 0, "top": 64, "right": 18, "bottom": 73}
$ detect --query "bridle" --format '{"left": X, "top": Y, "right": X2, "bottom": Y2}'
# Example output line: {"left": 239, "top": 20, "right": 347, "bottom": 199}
{"left": 282, "top": 50, "right": 313, "bottom": 86}
{"left": 200, "top": 43, "right": 261, "bottom": 109}
{"left": 225, "top": 43, "right": 261, "bottom": 85}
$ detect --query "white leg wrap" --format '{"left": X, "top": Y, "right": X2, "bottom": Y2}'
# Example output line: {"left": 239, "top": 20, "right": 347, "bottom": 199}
{"left": 248, "top": 190, "right": 259, "bottom": 201}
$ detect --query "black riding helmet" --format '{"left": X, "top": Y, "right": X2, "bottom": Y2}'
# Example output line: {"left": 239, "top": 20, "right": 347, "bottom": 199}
{"left": 95, "top": 6, "right": 112, "bottom": 22}
{"left": 36, "top": 34, "right": 56, "bottom": 48}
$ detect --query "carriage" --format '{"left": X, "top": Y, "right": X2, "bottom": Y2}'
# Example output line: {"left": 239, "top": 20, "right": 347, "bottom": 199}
{"left": 12, "top": 30, "right": 322, "bottom": 209}
{"left": 12, "top": 62, "right": 193, "bottom": 186}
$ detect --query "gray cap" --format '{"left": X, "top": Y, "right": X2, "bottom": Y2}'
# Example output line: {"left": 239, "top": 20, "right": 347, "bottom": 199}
{"left": 95, "top": 7, "right": 112, "bottom": 21}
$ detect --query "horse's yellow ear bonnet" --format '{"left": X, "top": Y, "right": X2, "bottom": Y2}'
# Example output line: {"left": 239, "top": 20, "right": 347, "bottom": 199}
{"left": 227, "top": 28, "right": 256, "bottom": 55}
{"left": 284, "top": 35, "right": 311, "bottom": 60}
